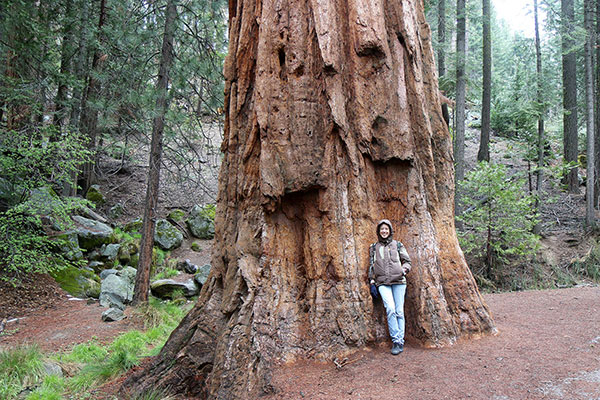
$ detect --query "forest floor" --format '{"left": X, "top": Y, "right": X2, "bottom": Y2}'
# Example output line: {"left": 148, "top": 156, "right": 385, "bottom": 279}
{"left": 1, "top": 279, "right": 599, "bottom": 399}
{"left": 1, "top": 131, "right": 600, "bottom": 399}
{"left": 267, "top": 285, "right": 600, "bottom": 400}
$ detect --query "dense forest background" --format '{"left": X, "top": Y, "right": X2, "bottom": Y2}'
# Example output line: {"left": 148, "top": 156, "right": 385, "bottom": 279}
{"left": 1, "top": 0, "right": 600, "bottom": 297}
{"left": 2, "top": 0, "right": 600, "bottom": 399}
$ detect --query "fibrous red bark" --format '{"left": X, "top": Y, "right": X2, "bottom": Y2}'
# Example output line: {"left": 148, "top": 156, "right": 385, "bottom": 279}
{"left": 121, "top": 0, "right": 496, "bottom": 398}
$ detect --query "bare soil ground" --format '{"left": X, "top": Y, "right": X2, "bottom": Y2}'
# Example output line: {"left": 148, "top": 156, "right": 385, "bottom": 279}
{"left": 268, "top": 285, "right": 600, "bottom": 400}
{"left": 0, "top": 276, "right": 141, "bottom": 353}
{"left": 2, "top": 280, "right": 599, "bottom": 400}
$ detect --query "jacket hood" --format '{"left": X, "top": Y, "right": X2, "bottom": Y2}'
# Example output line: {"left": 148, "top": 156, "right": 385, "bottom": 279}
{"left": 376, "top": 219, "right": 394, "bottom": 244}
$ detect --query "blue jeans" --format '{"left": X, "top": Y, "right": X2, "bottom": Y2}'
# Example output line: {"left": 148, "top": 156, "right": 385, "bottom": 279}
{"left": 378, "top": 284, "right": 406, "bottom": 345}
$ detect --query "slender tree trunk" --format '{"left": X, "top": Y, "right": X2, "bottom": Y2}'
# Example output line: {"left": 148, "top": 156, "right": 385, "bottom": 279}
{"left": 70, "top": 0, "right": 89, "bottom": 130}
{"left": 121, "top": 0, "right": 495, "bottom": 398}
{"left": 35, "top": 2, "right": 49, "bottom": 126}
{"left": 595, "top": 0, "right": 600, "bottom": 208}
{"left": 562, "top": 0, "right": 579, "bottom": 193}
{"left": 455, "top": 0, "right": 467, "bottom": 218}
{"left": 133, "top": 0, "right": 177, "bottom": 305}
{"left": 54, "top": 0, "right": 74, "bottom": 129}
{"left": 585, "top": 0, "right": 596, "bottom": 226}
{"left": 478, "top": 0, "right": 491, "bottom": 162}
{"left": 0, "top": 2, "right": 4, "bottom": 125}
{"left": 534, "top": 0, "right": 544, "bottom": 235}
{"left": 61, "top": 0, "right": 89, "bottom": 197}
{"left": 80, "top": 0, "right": 106, "bottom": 194}
{"left": 438, "top": 0, "right": 450, "bottom": 127}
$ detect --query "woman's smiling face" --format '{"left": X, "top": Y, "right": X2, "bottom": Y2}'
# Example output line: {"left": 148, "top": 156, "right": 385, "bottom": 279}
{"left": 379, "top": 224, "right": 390, "bottom": 239}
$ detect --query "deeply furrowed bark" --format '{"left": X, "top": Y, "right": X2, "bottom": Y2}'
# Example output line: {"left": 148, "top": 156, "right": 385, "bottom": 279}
{"left": 120, "top": 0, "right": 496, "bottom": 398}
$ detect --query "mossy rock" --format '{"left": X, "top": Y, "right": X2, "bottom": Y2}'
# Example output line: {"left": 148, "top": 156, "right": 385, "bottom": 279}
{"left": 154, "top": 219, "right": 183, "bottom": 250}
{"left": 129, "top": 253, "right": 140, "bottom": 269}
{"left": 57, "top": 232, "right": 84, "bottom": 261}
{"left": 117, "top": 243, "right": 133, "bottom": 264}
{"left": 191, "top": 241, "right": 202, "bottom": 252}
{"left": 167, "top": 209, "right": 186, "bottom": 222}
{"left": 109, "top": 203, "right": 124, "bottom": 219}
{"left": 51, "top": 266, "right": 101, "bottom": 298}
{"left": 85, "top": 185, "right": 105, "bottom": 207}
{"left": 187, "top": 205, "right": 215, "bottom": 239}
{"left": 124, "top": 218, "right": 143, "bottom": 233}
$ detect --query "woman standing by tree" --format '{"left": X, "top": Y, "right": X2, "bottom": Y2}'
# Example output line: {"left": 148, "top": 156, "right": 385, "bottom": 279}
{"left": 368, "top": 219, "right": 412, "bottom": 355}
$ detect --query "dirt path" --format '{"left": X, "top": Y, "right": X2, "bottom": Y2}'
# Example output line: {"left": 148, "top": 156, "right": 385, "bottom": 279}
{"left": 268, "top": 286, "right": 600, "bottom": 400}
{"left": 0, "top": 275, "right": 141, "bottom": 353}
{"left": 2, "top": 284, "right": 599, "bottom": 400}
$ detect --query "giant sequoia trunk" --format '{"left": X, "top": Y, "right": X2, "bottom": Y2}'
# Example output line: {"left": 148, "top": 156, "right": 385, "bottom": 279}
{"left": 121, "top": 0, "right": 496, "bottom": 398}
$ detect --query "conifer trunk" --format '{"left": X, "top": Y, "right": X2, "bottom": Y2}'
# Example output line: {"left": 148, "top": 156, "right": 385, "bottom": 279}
{"left": 80, "top": 0, "right": 106, "bottom": 193}
{"left": 133, "top": 0, "right": 177, "bottom": 304}
{"left": 585, "top": 0, "right": 596, "bottom": 226}
{"left": 534, "top": 0, "right": 544, "bottom": 234}
{"left": 438, "top": 0, "right": 450, "bottom": 126}
{"left": 562, "top": 0, "right": 579, "bottom": 193}
{"left": 455, "top": 0, "right": 467, "bottom": 218}
{"left": 121, "top": 0, "right": 496, "bottom": 398}
{"left": 478, "top": 0, "right": 491, "bottom": 162}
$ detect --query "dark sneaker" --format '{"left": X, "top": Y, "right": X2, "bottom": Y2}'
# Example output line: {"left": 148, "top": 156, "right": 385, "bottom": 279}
{"left": 391, "top": 342, "right": 403, "bottom": 355}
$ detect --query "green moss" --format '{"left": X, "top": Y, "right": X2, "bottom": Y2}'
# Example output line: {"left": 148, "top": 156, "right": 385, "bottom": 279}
{"left": 85, "top": 185, "right": 105, "bottom": 207}
{"left": 191, "top": 242, "right": 202, "bottom": 252}
{"left": 167, "top": 209, "right": 185, "bottom": 222}
{"left": 199, "top": 204, "right": 216, "bottom": 220}
{"left": 50, "top": 266, "right": 101, "bottom": 298}
{"left": 123, "top": 218, "right": 143, "bottom": 233}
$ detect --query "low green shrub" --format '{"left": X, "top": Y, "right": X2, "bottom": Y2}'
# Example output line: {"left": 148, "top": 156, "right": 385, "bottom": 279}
{"left": 457, "top": 162, "right": 540, "bottom": 284}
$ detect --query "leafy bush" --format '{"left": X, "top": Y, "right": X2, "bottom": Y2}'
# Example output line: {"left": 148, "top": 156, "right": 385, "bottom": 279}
{"left": 457, "top": 162, "right": 540, "bottom": 282}
{"left": 0, "top": 128, "right": 91, "bottom": 284}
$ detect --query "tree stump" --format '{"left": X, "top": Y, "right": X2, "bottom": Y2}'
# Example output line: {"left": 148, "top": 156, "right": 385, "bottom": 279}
{"left": 120, "top": 0, "right": 496, "bottom": 398}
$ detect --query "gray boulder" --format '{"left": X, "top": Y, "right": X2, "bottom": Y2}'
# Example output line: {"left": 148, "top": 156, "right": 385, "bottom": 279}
{"left": 151, "top": 279, "right": 198, "bottom": 299}
{"left": 118, "top": 266, "right": 137, "bottom": 288}
{"left": 100, "top": 273, "right": 133, "bottom": 310}
{"left": 58, "top": 232, "right": 83, "bottom": 261}
{"left": 178, "top": 259, "right": 198, "bottom": 274}
{"left": 100, "top": 243, "right": 120, "bottom": 261}
{"left": 186, "top": 205, "right": 215, "bottom": 239}
{"left": 99, "top": 269, "right": 119, "bottom": 280}
{"left": 102, "top": 307, "right": 126, "bottom": 322}
{"left": 43, "top": 362, "right": 63, "bottom": 377}
{"left": 194, "top": 264, "right": 211, "bottom": 287}
{"left": 71, "top": 215, "right": 113, "bottom": 250}
{"left": 154, "top": 219, "right": 183, "bottom": 250}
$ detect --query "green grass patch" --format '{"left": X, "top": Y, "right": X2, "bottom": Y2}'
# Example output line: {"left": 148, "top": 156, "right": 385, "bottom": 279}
{"left": 152, "top": 267, "right": 179, "bottom": 281}
{"left": 570, "top": 242, "right": 600, "bottom": 282}
{"left": 3, "top": 298, "right": 191, "bottom": 399}
{"left": 0, "top": 345, "right": 45, "bottom": 399}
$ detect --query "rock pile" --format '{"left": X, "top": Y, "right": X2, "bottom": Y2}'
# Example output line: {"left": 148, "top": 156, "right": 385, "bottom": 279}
{"left": 46, "top": 188, "right": 215, "bottom": 321}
